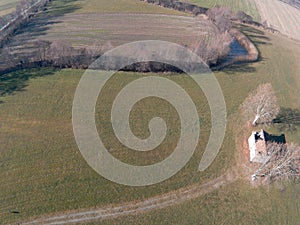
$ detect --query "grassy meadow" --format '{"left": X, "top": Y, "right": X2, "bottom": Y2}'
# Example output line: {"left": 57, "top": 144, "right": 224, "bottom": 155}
{"left": 101, "top": 23, "right": 300, "bottom": 225}
{"left": 100, "top": 181, "right": 300, "bottom": 225}
{"left": 0, "top": 0, "right": 18, "bottom": 16}
{"left": 0, "top": 68, "right": 230, "bottom": 223}
{"left": 1, "top": 0, "right": 300, "bottom": 224}
{"left": 1, "top": 23, "right": 300, "bottom": 224}
{"left": 186, "top": 0, "right": 261, "bottom": 21}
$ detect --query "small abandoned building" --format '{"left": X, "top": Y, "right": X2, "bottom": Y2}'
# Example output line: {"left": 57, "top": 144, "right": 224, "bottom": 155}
{"left": 248, "top": 129, "right": 268, "bottom": 163}
{"left": 248, "top": 129, "right": 286, "bottom": 163}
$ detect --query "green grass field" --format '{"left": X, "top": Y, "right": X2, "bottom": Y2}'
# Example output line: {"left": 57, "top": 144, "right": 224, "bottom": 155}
{"left": 99, "top": 181, "right": 300, "bottom": 225}
{"left": 1, "top": 23, "right": 300, "bottom": 224}
{"left": 1, "top": 0, "right": 300, "bottom": 224}
{"left": 0, "top": 68, "right": 232, "bottom": 223}
{"left": 0, "top": 0, "right": 18, "bottom": 16}
{"left": 186, "top": 0, "right": 261, "bottom": 21}
{"left": 99, "top": 24, "right": 300, "bottom": 225}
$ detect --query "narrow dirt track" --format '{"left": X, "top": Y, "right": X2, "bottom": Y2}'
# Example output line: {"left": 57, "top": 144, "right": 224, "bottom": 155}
{"left": 23, "top": 169, "right": 238, "bottom": 225}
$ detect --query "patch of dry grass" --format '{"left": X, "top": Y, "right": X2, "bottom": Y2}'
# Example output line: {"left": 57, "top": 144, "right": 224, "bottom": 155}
{"left": 0, "top": 0, "right": 18, "bottom": 16}
{"left": 187, "top": 0, "right": 260, "bottom": 21}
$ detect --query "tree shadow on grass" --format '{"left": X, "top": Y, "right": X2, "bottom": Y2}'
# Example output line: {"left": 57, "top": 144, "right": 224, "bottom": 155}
{"left": 0, "top": 1, "right": 81, "bottom": 101}
{"left": 273, "top": 107, "right": 300, "bottom": 132}
{"left": 14, "top": 0, "right": 81, "bottom": 39}
{"left": 237, "top": 24, "right": 272, "bottom": 46}
{"left": 236, "top": 24, "right": 272, "bottom": 64}
{"left": 237, "top": 24, "right": 266, "bottom": 35}
{"left": 216, "top": 62, "right": 257, "bottom": 74}
{"left": 0, "top": 0, "right": 81, "bottom": 69}
{"left": 0, "top": 68, "right": 58, "bottom": 102}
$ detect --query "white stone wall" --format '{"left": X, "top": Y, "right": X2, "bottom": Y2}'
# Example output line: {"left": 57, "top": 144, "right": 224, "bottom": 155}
{"left": 248, "top": 132, "right": 256, "bottom": 162}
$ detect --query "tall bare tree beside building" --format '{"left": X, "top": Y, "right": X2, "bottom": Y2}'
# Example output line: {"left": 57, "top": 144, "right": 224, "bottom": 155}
{"left": 242, "top": 83, "right": 280, "bottom": 126}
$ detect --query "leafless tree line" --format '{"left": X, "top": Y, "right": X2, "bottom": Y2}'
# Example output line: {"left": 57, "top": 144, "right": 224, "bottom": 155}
{"left": 142, "top": 0, "right": 208, "bottom": 15}
{"left": 191, "top": 32, "right": 233, "bottom": 65}
{"left": 0, "top": 0, "right": 51, "bottom": 47}
{"left": 206, "top": 6, "right": 232, "bottom": 33}
{"left": 1, "top": 39, "right": 189, "bottom": 73}
{"left": 0, "top": 5, "right": 237, "bottom": 72}
{"left": 143, "top": 1, "right": 236, "bottom": 65}
{"left": 194, "top": 6, "right": 258, "bottom": 66}
{"left": 0, "top": 1, "right": 255, "bottom": 72}
{"left": 1, "top": 39, "right": 105, "bottom": 71}
{"left": 189, "top": 6, "right": 235, "bottom": 65}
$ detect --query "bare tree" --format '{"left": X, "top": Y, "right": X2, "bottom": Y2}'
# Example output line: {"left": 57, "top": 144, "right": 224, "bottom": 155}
{"left": 16, "top": 0, "right": 49, "bottom": 15}
{"left": 0, "top": 16, "right": 6, "bottom": 27}
{"left": 242, "top": 83, "right": 280, "bottom": 126}
{"left": 1, "top": 46, "right": 15, "bottom": 68}
{"left": 35, "top": 39, "right": 50, "bottom": 62}
{"left": 252, "top": 142, "right": 300, "bottom": 183}
{"left": 47, "top": 40, "right": 74, "bottom": 65}
{"left": 85, "top": 41, "right": 103, "bottom": 57}
{"left": 206, "top": 6, "right": 232, "bottom": 32}
{"left": 16, "top": 0, "right": 31, "bottom": 16}
{"left": 191, "top": 30, "right": 233, "bottom": 65}
{"left": 101, "top": 40, "right": 113, "bottom": 53}
{"left": 1, "top": 0, "right": 50, "bottom": 48}
{"left": 235, "top": 10, "right": 253, "bottom": 23}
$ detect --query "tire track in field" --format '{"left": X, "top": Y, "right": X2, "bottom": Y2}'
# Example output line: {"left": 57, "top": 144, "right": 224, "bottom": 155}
{"left": 22, "top": 169, "right": 238, "bottom": 225}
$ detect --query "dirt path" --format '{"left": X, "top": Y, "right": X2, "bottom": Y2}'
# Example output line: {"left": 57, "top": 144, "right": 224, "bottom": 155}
{"left": 23, "top": 169, "right": 238, "bottom": 225}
